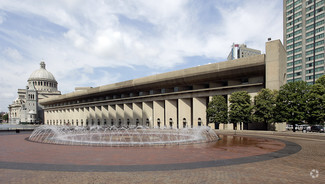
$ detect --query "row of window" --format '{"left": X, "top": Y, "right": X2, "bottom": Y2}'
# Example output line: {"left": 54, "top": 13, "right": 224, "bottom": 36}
{"left": 306, "top": 20, "right": 324, "bottom": 31}
{"left": 306, "top": 60, "right": 325, "bottom": 68}
{"left": 287, "top": 71, "right": 302, "bottom": 78}
{"left": 306, "top": 33, "right": 324, "bottom": 43}
{"left": 287, "top": 41, "right": 302, "bottom": 50}
{"left": 287, "top": 65, "right": 302, "bottom": 73}
{"left": 287, "top": 47, "right": 302, "bottom": 56}
{"left": 287, "top": 78, "right": 303, "bottom": 83}
{"left": 306, "top": 26, "right": 324, "bottom": 37}
{"left": 287, "top": 29, "right": 302, "bottom": 38}
{"left": 287, "top": 35, "right": 302, "bottom": 44}
{"left": 287, "top": 53, "right": 303, "bottom": 61}
{"left": 306, "top": 39, "right": 324, "bottom": 50}
{"left": 307, "top": 53, "right": 324, "bottom": 61}
{"left": 287, "top": 59, "right": 302, "bottom": 67}
{"left": 306, "top": 13, "right": 324, "bottom": 25}
{"left": 306, "top": 73, "right": 324, "bottom": 80}
{"left": 30, "top": 81, "right": 57, "bottom": 88}
{"left": 306, "top": 46, "right": 325, "bottom": 56}
{"left": 306, "top": 67, "right": 325, "bottom": 74}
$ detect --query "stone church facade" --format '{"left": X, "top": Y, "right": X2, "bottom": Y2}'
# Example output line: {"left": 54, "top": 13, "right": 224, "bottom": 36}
{"left": 8, "top": 62, "right": 61, "bottom": 124}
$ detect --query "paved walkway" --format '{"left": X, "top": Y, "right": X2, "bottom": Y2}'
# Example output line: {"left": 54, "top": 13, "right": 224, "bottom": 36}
{"left": 0, "top": 131, "right": 324, "bottom": 183}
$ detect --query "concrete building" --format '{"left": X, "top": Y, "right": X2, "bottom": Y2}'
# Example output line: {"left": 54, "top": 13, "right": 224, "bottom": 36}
{"left": 8, "top": 62, "right": 61, "bottom": 124}
{"left": 40, "top": 40, "right": 286, "bottom": 131}
{"left": 227, "top": 43, "right": 261, "bottom": 60}
{"left": 284, "top": 0, "right": 325, "bottom": 84}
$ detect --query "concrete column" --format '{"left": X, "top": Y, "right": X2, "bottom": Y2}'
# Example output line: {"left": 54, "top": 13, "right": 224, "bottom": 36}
{"left": 44, "top": 111, "right": 49, "bottom": 125}
{"left": 95, "top": 106, "right": 102, "bottom": 125}
{"left": 124, "top": 103, "right": 133, "bottom": 126}
{"left": 143, "top": 102, "right": 153, "bottom": 127}
{"left": 165, "top": 99, "right": 177, "bottom": 129}
{"left": 89, "top": 107, "right": 96, "bottom": 126}
{"left": 116, "top": 104, "right": 124, "bottom": 127}
{"left": 71, "top": 108, "right": 77, "bottom": 126}
{"left": 108, "top": 105, "right": 116, "bottom": 126}
{"left": 153, "top": 100, "right": 164, "bottom": 128}
{"left": 102, "top": 105, "right": 109, "bottom": 125}
{"left": 178, "top": 99, "right": 191, "bottom": 128}
{"left": 79, "top": 107, "right": 86, "bottom": 126}
{"left": 192, "top": 97, "right": 207, "bottom": 128}
{"left": 133, "top": 103, "right": 142, "bottom": 126}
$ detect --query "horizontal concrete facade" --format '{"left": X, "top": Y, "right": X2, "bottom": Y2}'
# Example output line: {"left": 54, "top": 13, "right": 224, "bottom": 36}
{"left": 41, "top": 40, "right": 287, "bottom": 130}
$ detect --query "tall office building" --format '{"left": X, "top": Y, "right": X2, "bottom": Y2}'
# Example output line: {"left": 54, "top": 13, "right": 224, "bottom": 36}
{"left": 284, "top": 0, "right": 325, "bottom": 84}
{"left": 227, "top": 43, "right": 261, "bottom": 60}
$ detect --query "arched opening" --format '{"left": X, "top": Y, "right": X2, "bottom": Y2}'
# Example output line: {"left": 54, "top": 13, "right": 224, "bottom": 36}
{"left": 127, "top": 119, "right": 130, "bottom": 127}
{"left": 86, "top": 119, "right": 89, "bottom": 126}
{"left": 169, "top": 118, "right": 173, "bottom": 129}
{"left": 104, "top": 119, "right": 107, "bottom": 125}
{"left": 71, "top": 119, "right": 74, "bottom": 126}
{"left": 97, "top": 119, "right": 100, "bottom": 126}
{"left": 76, "top": 119, "right": 78, "bottom": 126}
{"left": 157, "top": 118, "right": 161, "bottom": 128}
{"left": 136, "top": 119, "right": 139, "bottom": 127}
{"left": 111, "top": 119, "right": 114, "bottom": 126}
{"left": 183, "top": 118, "right": 187, "bottom": 128}
{"left": 146, "top": 118, "right": 149, "bottom": 127}
{"left": 198, "top": 118, "right": 202, "bottom": 126}
{"left": 50, "top": 120, "right": 52, "bottom": 125}
{"left": 81, "top": 119, "right": 83, "bottom": 126}
{"left": 118, "top": 119, "right": 122, "bottom": 127}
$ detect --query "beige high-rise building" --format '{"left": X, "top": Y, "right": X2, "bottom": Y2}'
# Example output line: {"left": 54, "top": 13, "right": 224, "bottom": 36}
{"left": 284, "top": 0, "right": 325, "bottom": 84}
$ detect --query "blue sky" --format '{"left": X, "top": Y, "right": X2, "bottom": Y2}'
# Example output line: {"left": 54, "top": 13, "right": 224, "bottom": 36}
{"left": 0, "top": 0, "right": 283, "bottom": 112}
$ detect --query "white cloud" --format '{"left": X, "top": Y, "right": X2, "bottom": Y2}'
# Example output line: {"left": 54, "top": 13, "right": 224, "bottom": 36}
{"left": 0, "top": 0, "right": 283, "bottom": 111}
{"left": 2, "top": 47, "right": 22, "bottom": 60}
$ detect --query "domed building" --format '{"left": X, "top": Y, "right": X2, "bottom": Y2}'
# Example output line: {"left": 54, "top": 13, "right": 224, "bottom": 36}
{"left": 8, "top": 61, "right": 61, "bottom": 124}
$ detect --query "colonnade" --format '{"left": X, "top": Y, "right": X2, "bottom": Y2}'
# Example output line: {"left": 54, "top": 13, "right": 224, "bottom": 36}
{"left": 45, "top": 97, "right": 209, "bottom": 129}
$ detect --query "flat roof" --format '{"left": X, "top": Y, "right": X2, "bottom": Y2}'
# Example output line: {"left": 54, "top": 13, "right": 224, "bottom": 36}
{"left": 40, "top": 54, "right": 265, "bottom": 104}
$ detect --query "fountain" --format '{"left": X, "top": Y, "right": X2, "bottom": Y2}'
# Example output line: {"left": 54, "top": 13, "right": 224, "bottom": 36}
{"left": 28, "top": 125, "right": 219, "bottom": 147}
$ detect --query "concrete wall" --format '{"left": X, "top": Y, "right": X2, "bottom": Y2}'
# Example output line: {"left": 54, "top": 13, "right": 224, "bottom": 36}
{"left": 178, "top": 99, "right": 192, "bottom": 128}
{"left": 153, "top": 101, "right": 164, "bottom": 128}
{"left": 165, "top": 100, "right": 177, "bottom": 128}
{"left": 143, "top": 102, "right": 153, "bottom": 127}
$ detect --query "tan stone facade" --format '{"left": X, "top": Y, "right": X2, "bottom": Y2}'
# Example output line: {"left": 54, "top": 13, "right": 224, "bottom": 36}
{"left": 41, "top": 40, "right": 287, "bottom": 130}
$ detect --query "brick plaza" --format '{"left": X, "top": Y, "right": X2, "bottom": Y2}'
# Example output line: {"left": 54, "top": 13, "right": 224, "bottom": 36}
{"left": 0, "top": 131, "right": 324, "bottom": 184}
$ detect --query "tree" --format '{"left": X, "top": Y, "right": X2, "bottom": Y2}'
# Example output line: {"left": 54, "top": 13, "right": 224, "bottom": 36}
{"left": 253, "top": 88, "right": 278, "bottom": 129}
{"left": 315, "top": 74, "right": 325, "bottom": 86}
{"left": 229, "top": 91, "right": 252, "bottom": 130}
{"left": 207, "top": 95, "right": 228, "bottom": 126}
{"left": 2, "top": 113, "right": 8, "bottom": 121}
{"left": 275, "top": 81, "right": 310, "bottom": 132}
{"left": 306, "top": 76, "right": 325, "bottom": 124}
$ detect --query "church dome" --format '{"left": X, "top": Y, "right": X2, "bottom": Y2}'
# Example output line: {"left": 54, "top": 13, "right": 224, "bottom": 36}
{"left": 28, "top": 62, "right": 57, "bottom": 82}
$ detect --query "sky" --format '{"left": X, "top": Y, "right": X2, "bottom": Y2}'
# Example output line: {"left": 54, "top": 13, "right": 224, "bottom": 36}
{"left": 0, "top": 0, "right": 283, "bottom": 112}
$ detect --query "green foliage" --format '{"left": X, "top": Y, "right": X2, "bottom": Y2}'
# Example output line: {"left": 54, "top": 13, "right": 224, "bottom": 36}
{"left": 2, "top": 114, "right": 8, "bottom": 121}
{"left": 253, "top": 88, "right": 278, "bottom": 124}
{"left": 315, "top": 74, "right": 325, "bottom": 86}
{"left": 274, "top": 81, "right": 310, "bottom": 124}
{"left": 306, "top": 83, "right": 325, "bottom": 124}
{"left": 207, "top": 95, "right": 228, "bottom": 124}
{"left": 229, "top": 91, "right": 252, "bottom": 124}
